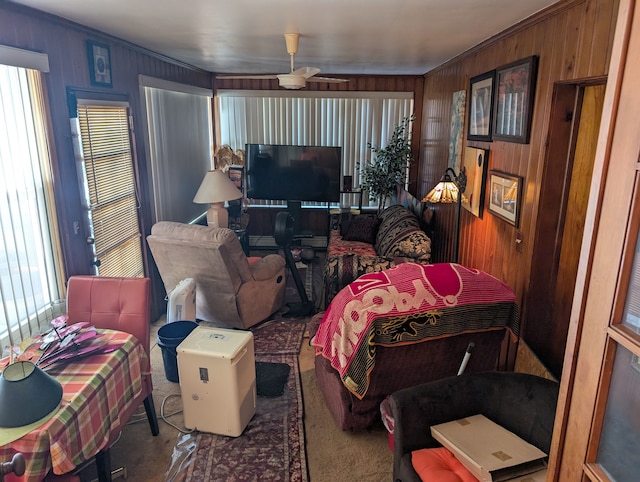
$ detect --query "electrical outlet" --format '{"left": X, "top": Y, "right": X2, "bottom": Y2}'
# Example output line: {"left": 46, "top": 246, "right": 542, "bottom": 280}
{"left": 515, "top": 231, "right": 524, "bottom": 252}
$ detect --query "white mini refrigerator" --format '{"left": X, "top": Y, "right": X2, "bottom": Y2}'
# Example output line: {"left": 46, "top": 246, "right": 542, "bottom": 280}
{"left": 177, "top": 326, "right": 256, "bottom": 437}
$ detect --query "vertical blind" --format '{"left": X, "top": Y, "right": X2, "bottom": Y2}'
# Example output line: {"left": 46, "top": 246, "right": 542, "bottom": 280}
{"left": 217, "top": 90, "right": 414, "bottom": 208}
{"left": 142, "top": 78, "right": 213, "bottom": 224}
{"left": 0, "top": 60, "right": 65, "bottom": 348}
{"left": 75, "top": 103, "right": 144, "bottom": 278}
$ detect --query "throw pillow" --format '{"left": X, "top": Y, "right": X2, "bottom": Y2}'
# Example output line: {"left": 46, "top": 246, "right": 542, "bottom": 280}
{"left": 343, "top": 216, "right": 380, "bottom": 244}
{"left": 411, "top": 447, "right": 477, "bottom": 482}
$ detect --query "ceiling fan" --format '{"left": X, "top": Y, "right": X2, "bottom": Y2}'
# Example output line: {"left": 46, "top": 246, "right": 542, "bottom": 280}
{"left": 216, "top": 33, "right": 349, "bottom": 89}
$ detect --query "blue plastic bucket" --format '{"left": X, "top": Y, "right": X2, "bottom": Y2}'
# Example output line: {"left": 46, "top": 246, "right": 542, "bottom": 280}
{"left": 157, "top": 320, "right": 198, "bottom": 382}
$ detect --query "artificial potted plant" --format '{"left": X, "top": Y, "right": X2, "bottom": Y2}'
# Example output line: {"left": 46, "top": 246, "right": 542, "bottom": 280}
{"left": 360, "top": 114, "right": 415, "bottom": 212}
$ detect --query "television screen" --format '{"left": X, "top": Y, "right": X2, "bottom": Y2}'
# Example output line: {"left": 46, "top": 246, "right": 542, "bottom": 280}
{"left": 245, "top": 144, "right": 341, "bottom": 202}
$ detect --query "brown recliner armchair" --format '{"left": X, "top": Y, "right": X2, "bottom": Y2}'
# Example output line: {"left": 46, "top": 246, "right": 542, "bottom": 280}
{"left": 389, "top": 371, "right": 559, "bottom": 481}
{"left": 147, "top": 221, "right": 286, "bottom": 329}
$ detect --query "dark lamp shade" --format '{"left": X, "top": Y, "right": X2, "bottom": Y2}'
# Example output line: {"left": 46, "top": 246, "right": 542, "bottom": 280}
{"left": 0, "top": 361, "right": 63, "bottom": 428}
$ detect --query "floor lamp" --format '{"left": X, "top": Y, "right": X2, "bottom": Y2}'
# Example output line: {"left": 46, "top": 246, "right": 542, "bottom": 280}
{"left": 422, "top": 167, "right": 467, "bottom": 263}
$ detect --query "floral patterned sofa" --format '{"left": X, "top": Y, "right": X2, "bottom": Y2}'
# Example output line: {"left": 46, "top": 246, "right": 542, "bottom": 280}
{"left": 323, "top": 202, "right": 433, "bottom": 307}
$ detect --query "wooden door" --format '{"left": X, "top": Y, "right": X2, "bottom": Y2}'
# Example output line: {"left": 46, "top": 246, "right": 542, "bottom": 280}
{"left": 526, "top": 83, "right": 604, "bottom": 378}
{"left": 549, "top": 0, "right": 640, "bottom": 478}
{"left": 70, "top": 99, "right": 144, "bottom": 277}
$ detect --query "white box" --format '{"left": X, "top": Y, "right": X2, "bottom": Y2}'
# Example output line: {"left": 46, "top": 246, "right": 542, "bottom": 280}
{"left": 177, "top": 326, "right": 256, "bottom": 437}
{"left": 430, "top": 414, "right": 547, "bottom": 482}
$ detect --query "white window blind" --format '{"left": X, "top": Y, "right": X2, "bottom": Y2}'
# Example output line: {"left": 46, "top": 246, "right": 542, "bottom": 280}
{"left": 217, "top": 90, "right": 414, "bottom": 208}
{"left": 142, "top": 77, "right": 213, "bottom": 223}
{"left": 75, "top": 102, "right": 144, "bottom": 278}
{"left": 0, "top": 59, "right": 65, "bottom": 348}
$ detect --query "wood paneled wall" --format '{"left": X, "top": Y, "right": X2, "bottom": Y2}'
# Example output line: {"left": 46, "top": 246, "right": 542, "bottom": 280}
{"left": 0, "top": 3, "right": 212, "bottom": 319}
{"left": 0, "top": 3, "right": 212, "bottom": 281}
{"left": 419, "top": 0, "right": 618, "bottom": 366}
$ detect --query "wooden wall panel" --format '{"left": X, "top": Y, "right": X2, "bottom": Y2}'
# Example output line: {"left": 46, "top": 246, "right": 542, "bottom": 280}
{"left": 419, "top": 0, "right": 618, "bottom": 368}
{"left": 0, "top": 3, "right": 213, "bottom": 319}
{"left": 0, "top": 3, "right": 212, "bottom": 281}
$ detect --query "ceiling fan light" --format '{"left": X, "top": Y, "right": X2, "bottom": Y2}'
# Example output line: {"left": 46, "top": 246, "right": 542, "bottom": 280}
{"left": 277, "top": 74, "right": 306, "bottom": 89}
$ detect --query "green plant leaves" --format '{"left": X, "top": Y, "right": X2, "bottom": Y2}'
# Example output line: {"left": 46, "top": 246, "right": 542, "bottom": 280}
{"left": 360, "top": 114, "right": 415, "bottom": 211}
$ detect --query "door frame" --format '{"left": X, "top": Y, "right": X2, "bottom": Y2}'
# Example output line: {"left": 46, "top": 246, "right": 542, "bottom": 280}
{"left": 548, "top": 0, "right": 638, "bottom": 477}
{"left": 525, "top": 79, "right": 606, "bottom": 378}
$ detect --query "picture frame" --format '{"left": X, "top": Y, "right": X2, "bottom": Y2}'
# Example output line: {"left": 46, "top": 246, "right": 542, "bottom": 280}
{"left": 492, "top": 56, "right": 538, "bottom": 143}
{"left": 86, "top": 40, "right": 112, "bottom": 87}
{"left": 488, "top": 170, "right": 523, "bottom": 227}
{"left": 228, "top": 165, "right": 244, "bottom": 193}
{"left": 466, "top": 70, "right": 495, "bottom": 142}
{"left": 461, "top": 147, "right": 489, "bottom": 218}
{"left": 448, "top": 90, "right": 467, "bottom": 172}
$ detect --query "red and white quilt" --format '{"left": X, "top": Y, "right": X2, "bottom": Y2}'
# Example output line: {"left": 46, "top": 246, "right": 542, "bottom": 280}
{"left": 312, "top": 263, "right": 519, "bottom": 398}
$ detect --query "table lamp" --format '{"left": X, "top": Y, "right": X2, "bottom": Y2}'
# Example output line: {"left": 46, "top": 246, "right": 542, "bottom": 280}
{"left": 193, "top": 169, "right": 243, "bottom": 228}
{"left": 422, "top": 167, "right": 467, "bottom": 263}
{"left": 0, "top": 361, "right": 63, "bottom": 428}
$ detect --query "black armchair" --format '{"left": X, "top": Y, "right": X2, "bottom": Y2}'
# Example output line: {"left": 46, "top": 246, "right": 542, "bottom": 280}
{"left": 388, "top": 371, "right": 559, "bottom": 481}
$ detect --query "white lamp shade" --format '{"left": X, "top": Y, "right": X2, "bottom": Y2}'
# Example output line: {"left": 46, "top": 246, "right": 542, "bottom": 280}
{"left": 193, "top": 170, "right": 243, "bottom": 204}
{"left": 193, "top": 170, "right": 243, "bottom": 228}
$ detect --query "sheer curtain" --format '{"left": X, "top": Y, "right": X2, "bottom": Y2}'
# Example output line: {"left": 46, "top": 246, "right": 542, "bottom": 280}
{"left": 141, "top": 76, "right": 213, "bottom": 224}
{"left": 0, "top": 46, "right": 65, "bottom": 348}
{"left": 217, "top": 90, "right": 414, "bottom": 208}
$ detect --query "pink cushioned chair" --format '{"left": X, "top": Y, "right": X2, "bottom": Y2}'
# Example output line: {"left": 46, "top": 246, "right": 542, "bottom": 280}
{"left": 65, "top": 276, "right": 159, "bottom": 481}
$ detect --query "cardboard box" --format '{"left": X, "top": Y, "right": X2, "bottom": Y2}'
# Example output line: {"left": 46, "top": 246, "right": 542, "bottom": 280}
{"left": 430, "top": 415, "right": 547, "bottom": 482}
{"left": 507, "top": 469, "right": 547, "bottom": 481}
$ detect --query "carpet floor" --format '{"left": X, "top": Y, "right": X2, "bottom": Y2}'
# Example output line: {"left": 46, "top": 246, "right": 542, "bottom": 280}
{"left": 82, "top": 259, "right": 392, "bottom": 481}
{"left": 165, "top": 320, "right": 308, "bottom": 481}
{"left": 170, "top": 352, "right": 306, "bottom": 482}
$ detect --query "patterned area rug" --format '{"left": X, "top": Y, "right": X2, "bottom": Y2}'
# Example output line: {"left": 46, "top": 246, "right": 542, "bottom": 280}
{"left": 173, "top": 318, "right": 308, "bottom": 482}
{"left": 251, "top": 318, "right": 307, "bottom": 355}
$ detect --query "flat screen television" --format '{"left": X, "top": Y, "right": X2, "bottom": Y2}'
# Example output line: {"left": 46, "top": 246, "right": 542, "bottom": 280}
{"left": 245, "top": 144, "right": 341, "bottom": 202}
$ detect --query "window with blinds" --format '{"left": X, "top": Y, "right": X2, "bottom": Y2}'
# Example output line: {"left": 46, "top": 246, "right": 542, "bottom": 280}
{"left": 217, "top": 90, "right": 414, "bottom": 208}
{"left": 0, "top": 56, "right": 65, "bottom": 347}
{"left": 75, "top": 102, "right": 143, "bottom": 278}
{"left": 141, "top": 77, "right": 213, "bottom": 224}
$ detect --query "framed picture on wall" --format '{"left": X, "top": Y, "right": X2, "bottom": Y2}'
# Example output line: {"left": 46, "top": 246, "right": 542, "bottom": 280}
{"left": 461, "top": 147, "right": 489, "bottom": 218}
{"left": 86, "top": 40, "right": 112, "bottom": 87}
{"left": 466, "top": 70, "right": 495, "bottom": 142}
{"left": 488, "top": 170, "right": 523, "bottom": 227}
{"left": 492, "top": 56, "right": 538, "bottom": 143}
{"left": 448, "top": 89, "right": 466, "bottom": 173}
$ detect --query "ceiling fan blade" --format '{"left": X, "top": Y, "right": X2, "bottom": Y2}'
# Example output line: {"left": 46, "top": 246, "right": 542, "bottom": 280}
{"left": 307, "top": 76, "right": 350, "bottom": 84}
{"left": 216, "top": 74, "right": 279, "bottom": 80}
{"left": 292, "top": 66, "right": 321, "bottom": 79}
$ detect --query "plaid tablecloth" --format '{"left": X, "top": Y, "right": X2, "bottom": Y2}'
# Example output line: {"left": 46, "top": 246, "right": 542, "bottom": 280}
{"left": 0, "top": 330, "right": 146, "bottom": 481}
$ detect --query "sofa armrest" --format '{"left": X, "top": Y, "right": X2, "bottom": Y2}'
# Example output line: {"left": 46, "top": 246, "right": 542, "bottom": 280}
{"left": 249, "top": 254, "right": 286, "bottom": 281}
{"left": 389, "top": 372, "right": 559, "bottom": 481}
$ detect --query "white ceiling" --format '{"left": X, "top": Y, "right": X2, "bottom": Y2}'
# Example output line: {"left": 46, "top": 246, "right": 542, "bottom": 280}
{"left": 11, "top": 0, "right": 560, "bottom": 75}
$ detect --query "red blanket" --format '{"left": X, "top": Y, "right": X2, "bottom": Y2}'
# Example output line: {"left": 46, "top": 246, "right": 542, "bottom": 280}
{"left": 312, "top": 263, "right": 519, "bottom": 398}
